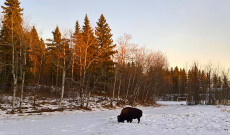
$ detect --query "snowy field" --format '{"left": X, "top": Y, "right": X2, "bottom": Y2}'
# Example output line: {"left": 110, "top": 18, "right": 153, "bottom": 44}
{"left": 0, "top": 101, "right": 230, "bottom": 135}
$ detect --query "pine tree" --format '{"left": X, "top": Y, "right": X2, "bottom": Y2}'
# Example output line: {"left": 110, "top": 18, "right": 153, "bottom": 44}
{"left": 217, "top": 76, "right": 222, "bottom": 88}
{"left": 222, "top": 75, "right": 229, "bottom": 100}
{"left": 29, "top": 26, "right": 40, "bottom": 80}
{"left": 172, "top": 66, "right": 179, "bottom": 94}
{"left": 52, "top": 26, "right": 62, "bottom": 47}
{"left": 78, "top": 15, "right": 100, "bottom": 107}
{"left": 1, "top": 0, "right": 24, "bottom": 113}
{"left": 187, "top": 64, "right": 200, "bottom": 105}
{"left": 222, "top": 75, "right": 229, "bottom": 89}
{"left": 81, "top": 14, "right": 99, "bottom": 76}
{"left": 48, "top": 26, "right": 72, "bottom": 108}
{"left": 200, "top": 70, "right": 207, "bottom": 103}
{"left": 95, "top": 14, "right": 117, "bottom": 96}
{"left": 95, "top": 14, "right": 117, "bottom": 75}
{"left": 48, "top": 26, "right": 62, "bottom": 87}
{"left": 37, "top": 38, "right": 46, "bottom": 84}
{"left": 74, "top": 21, "right": 81, "bottom": 37}
{"left": 180, "top": 68, "right": 187, "bottom": 96}
{"left": 193, "top": 65, "right": 200, "bottom": 104}
{"left": 1, "top": 0, "right": 23, "bottom": 43}
{"left": 73, "top": 21, "right": 81, "bottom": 79}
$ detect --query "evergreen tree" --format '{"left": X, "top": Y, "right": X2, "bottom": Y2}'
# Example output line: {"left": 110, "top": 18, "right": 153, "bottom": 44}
{"left": 79, "top": 15, "right": 100, "bottom": 107}
{"left": 52, "top": 26, "right": 62, "bottom": 47}
{"left": 95, "top": 14, "right": 117, "bottom": 95}
{"left": 217, "top": 76, "right": 222, "bottom": 88}
{"left": 213, "top": 74, "right": 218, "bottom": 89}
{"left": 0, "top": 0, "right": 24, "bottom": 88}
{"left": 212, "top": 74, "right": 218, "bottom": 103}
{"left": 1, "top": 0, "right": 23, "bottom": 43}
{"left": 74, "top": 21, "right": 81, "bottom": 37}
{"left": 180, "top": 68, "right": 187, "bottom": 96}
{"left": 46, "top": 26, "right": 62, "bottom": 88}
{"left": 222, "top": 75, "right": 229, "bottom": 89}
{"left": 1, "top": 0, "right": 24, "bottom": 112}
{"left": 37, "top": 38, "right": 46, "bottom": 84}
{"left": 95, "top": 14, "right": 117, "bottom": 75}
{"left": 81, "top": 14, "right": 99, "bottom": 74}
{"left": 193, "top": 65, "right": 200, "bottom": 104}
{"left": 200, "top": 70, "right": 208, "bottom": 103}
{"left": 172, "top": 66, "right": 179, "bottom": 94}
{"left": 53, "top": 26, "right": 62, "bottom": 87}
{"left": 29, "top": 26, "right": 40, "bottom": 79}
{"left": 73, "top": 21, "right": 81, "bottom": 79}
{"left": 222, "top": 75, "right": 229, "bottom": 100}
{"left": 187, "top": 64, "right": 200, "bottom": 104}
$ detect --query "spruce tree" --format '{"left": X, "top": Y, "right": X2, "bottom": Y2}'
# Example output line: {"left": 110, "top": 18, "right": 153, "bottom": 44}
{"left": 95, "top": 14, "right": 117, "bottom": 95}
{"left": 37, "top": 38, "right": 46, "bottom": 84}
{"left": 52, "top": 26, "right": 62, "bottom": 47}
{"left": 74, "top": 21, "right": 81, "bottom": 37}
{"left": 0, "top": 0, "right": 24, "bottom": 86}
{"left": 1, "top": 0, "right": 23, "bottom": 43}
{"left": 172, "top": 66, "right": 179, "bottom": 94}
{"left": 52, "top": 26, "right": 62, "bottom": 88}
{"left": 73, "top": 21, "right": 81, "bottom": 78}
{"left": 46, "top": 26, "right": 62, "bottom": 89}
{"left": 95, "top": 14, "right": 117, "bottom": 75}
{"left": 1, "top": 0, "right": 24, "bottom": 113}
{"left": 81, "top": 14, "right": 99, "bottom": 73}
{"left": 30, "top": 26, "right": 40, "bottom": 78}
{"left": 79, "top": 15, "right": 99, "bottom": 107}
{"left": 28, "top": 26, "right": 46, "bottom": 84}
{"left": 200, "top": 70, "right": 207, "bottom": 103}
{"left": 222, "top": 75, "right": 229, "bottom": 89}
{"left": 180, "top": 68, "right": 187, "bottom": 96}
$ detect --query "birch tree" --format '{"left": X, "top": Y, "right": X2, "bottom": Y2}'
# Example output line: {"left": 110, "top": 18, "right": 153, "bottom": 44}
{"left": 1, "top": 0, "right": 23, "bottom": 113}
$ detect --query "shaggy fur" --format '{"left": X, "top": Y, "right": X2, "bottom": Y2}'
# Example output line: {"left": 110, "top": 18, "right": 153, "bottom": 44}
{"left": 117, "top": 107, "right": 142, "bottom": 123}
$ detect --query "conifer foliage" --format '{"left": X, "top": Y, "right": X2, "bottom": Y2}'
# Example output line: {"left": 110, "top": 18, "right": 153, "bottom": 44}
{"left": 1, "top": 0, "right": 26, "bottom": 113}
{"left": 95, "top": 14, "right": 117, "bottom": 74}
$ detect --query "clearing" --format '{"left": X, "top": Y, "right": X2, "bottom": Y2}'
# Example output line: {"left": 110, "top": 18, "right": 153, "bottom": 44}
{"left": 0, "top": 101, "right": 230, "bottom": 135}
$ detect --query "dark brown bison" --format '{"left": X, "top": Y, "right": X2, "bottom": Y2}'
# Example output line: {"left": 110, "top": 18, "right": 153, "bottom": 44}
{"left": 117, "top": 107, "right": 142, "bottom": 123}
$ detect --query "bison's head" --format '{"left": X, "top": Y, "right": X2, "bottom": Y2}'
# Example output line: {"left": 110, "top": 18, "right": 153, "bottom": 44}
{"left": 117, "top": 115, "right": 124, "bottom": 123}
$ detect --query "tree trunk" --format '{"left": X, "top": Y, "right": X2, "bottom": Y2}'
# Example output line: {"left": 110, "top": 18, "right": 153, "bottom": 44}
{"left": 59, "top": 69, "right": 66, "bottom": 108}
{"left": 80, "top": 71, "right": 86, "bottom": 108}
{"left": 125, "top": 77, "right": 131, "bottom": 103}
{"left": 19, "top": 47, "right": 27, "bottom": 110}
{"left": 86, "top": 91, "right": 91, "bottom": 108}
{"left": 117, "top": 73, "right": 122, "bottom": 102}
{"left": 133, "top": 86, "right": 140, "bottom": 103}
{"left": 37, "top": 58, "right": 43, "bottom": 85}
{"left": 59, "top": 43, "right": 66, "bottom": 109}
{"left": 144, "top": 88, "right": 149, "bottom": 103}
{"left": 111, "top": 72, "right": 117, "bottom": 107}
{"left": 11, "top": 15, "right": 18, "bottom": 113}
{"left": 55, "top": 56, "right": 59, "bottom": 100}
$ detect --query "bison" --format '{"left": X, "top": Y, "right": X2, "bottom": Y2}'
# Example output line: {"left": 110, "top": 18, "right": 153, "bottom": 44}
{"left": 117, "top": 107, "right": 142, "bottom": 123}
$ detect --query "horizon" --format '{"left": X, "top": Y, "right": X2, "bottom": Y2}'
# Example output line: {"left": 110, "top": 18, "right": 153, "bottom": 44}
{"left": 0, "top": 0, "right": 230, "bottom": 70}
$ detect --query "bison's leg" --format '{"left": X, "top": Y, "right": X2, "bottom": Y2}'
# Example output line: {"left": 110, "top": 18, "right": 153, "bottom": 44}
{"left": 127, "top": 119, "right": 131, "bottom": 123}
{"left": 130, "top": 119, "right": 133, "bottom": 123}
{"left": 137, "top": 117, "right": 140, "bottom": 123}
{"left": 127, "top": 118, "right": 132, "bottom": 123}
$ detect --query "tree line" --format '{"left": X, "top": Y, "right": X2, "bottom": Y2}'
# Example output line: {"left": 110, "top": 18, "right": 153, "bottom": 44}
{"left": 0, "top": 0, "right": 229, "bottom": 113}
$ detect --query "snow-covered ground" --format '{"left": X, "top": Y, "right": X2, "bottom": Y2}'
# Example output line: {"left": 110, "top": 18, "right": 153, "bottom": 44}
{"left": 0, "top": 101, "right": 230, "bottom": 135}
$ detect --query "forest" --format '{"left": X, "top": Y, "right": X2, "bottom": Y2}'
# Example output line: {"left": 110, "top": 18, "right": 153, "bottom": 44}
{"left": 0, "top": 0, "right": 229, "bottom": 114}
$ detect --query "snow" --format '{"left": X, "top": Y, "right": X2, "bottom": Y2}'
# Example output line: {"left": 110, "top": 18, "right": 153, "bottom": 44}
{"left": 0, "top": 101, "right": 230, "bottom": 135}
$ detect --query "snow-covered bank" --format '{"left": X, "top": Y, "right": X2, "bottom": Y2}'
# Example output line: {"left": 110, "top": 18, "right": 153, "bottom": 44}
{"left": 0, "top": 101, "right": 230, "bottom": 135}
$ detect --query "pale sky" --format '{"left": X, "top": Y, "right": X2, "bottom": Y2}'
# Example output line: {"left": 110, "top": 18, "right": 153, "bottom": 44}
{"left": 1, "top": 0, "right": 230, "bottom": 69}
